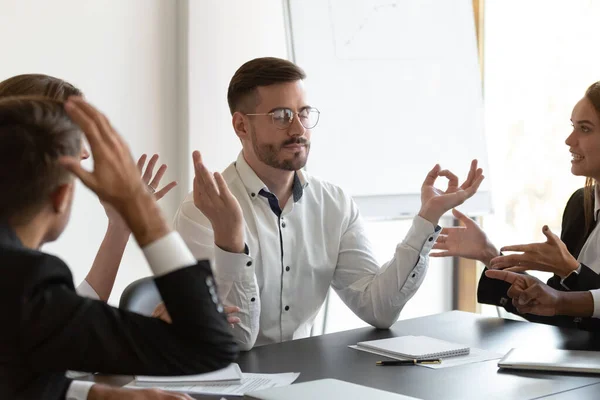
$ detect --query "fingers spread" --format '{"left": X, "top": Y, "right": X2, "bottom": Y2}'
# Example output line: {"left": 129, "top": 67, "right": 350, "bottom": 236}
{"left": 155, "top": 181, "right": 178, "bottom": 200}
{"left": 137, "top": 154, "right": 148, "bottom": 172}
{"left": 142, "top": 154, "right": 159, "bottom": 183}
{"left": 150, "top": 164, "right": 168, "bottom": 188}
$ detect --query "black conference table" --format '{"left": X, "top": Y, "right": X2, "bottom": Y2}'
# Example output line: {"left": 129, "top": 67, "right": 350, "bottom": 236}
{"left": 92, "top": 311, "right": 600, "bottom": 399}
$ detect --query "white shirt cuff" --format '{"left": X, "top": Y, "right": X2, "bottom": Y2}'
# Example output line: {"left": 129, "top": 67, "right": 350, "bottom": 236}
{"left": 590, "top": 289, "right": 600, "bottom": 318}
{"left": 75, "top": 280, "right": 100, "bottom": 300}
{"left": 66, "top": 381, "right": 95, "bottom": 400}
{"left": 142, "top": 232, "right": 197, "bottom": 276}
{"left": 214, "top": 244, "right": 254, "bottom": 281}
{"left": 402, "top": 215, "right": 439, "bottom": 253}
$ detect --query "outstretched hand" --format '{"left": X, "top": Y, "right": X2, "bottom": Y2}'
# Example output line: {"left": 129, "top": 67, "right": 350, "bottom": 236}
{"left": 191, "top": 150, "right": 245, "bottom": 253}
{"left": 102, "top": 154, "right": 177, "bottom": 228}
{"left": 431, "top": 208, "right": 499, "bottom": 265}
{"left": 489, "top": 225, "right": 579, "bottom": 278}
{"left": 418, "top": 160, "right": 484, "bottom": 225}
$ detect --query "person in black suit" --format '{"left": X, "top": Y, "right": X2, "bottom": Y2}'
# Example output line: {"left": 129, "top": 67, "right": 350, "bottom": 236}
{"left": 432, "top": 81, "right": 600, "bottom": 329}
{"left": 0, "top": 96, "right": 238, "bottom": 399}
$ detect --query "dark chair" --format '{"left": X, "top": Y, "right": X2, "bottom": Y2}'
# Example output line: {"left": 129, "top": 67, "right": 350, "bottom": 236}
{"left": 119, "top": 277, "right": 163, "bottom": 316}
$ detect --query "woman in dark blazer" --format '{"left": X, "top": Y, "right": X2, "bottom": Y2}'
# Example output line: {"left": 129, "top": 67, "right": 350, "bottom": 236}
{"left": 433, "top": 81, "right": 600, "bottom": 330}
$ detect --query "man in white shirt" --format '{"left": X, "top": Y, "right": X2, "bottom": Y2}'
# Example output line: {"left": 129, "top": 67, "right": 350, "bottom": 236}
{"left": 174, "top": 57, "right": 484, "bottom": 350}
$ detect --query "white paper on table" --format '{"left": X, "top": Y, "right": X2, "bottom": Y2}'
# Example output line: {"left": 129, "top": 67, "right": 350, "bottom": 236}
{"left": 125, "top": 372, "right": 300, "bottom": 396}
{"left": 135, "top": 363, "right": 242, "bottom": 385}
{"left": 348, "top": 345, "right": 502, "bottom": 369}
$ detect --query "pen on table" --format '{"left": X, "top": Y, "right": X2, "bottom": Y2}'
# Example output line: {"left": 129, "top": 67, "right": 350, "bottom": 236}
{"left": 376, "top": 359, "right": 442, "bottom": 366}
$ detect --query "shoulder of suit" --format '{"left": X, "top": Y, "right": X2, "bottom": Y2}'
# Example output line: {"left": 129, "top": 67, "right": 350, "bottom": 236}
{"left": 566, "top": 187, "right": 586, "bottom": 207}
{"left": 0, "top": 246, "right": 73, "bottom": 288}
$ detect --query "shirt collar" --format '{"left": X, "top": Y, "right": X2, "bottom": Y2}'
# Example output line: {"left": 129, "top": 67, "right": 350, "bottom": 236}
{"left": 0, "top": 222, "right": 23, "bottom": 248}
{"left": 595, "top": 185, "right": 600, "bottom": 221}
{"left": 234, "top": 152, "right": 308, "bottom": 203}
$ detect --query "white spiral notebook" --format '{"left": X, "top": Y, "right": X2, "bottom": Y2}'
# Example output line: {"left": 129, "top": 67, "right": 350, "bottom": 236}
{"left": 356, "top": 336, "right": 470, "bottom": 359}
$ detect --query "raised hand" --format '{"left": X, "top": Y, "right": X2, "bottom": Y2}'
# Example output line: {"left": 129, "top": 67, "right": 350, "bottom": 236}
{"left": 418, "top": 160, "right": 484, "bottom": 225}
{"left": 192, "top": 150, "right": 245, "bottom": 253}
{"left": 431, "top": 208, "right": 499, "bottom": 265}
{"left": 489, "top": 225, "right": 579, "bottom": 278}
{"left": 102, "top": 154, "right": 177, "bottom": 229}
{"left": 138, "top": 153, "right": 178, "bottom": 200}
{"left": 60, "top": 97, "right": 169, "bottom": 246}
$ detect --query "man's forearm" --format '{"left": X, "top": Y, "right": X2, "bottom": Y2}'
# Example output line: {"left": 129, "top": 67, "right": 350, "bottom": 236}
{"left": 557, "top": 291, "right": 594, "bottom": 317}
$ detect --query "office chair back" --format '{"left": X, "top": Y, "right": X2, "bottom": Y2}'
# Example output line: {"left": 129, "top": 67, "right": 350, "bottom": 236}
{"left": 119, "top": 277, "right": 163, "bottom": 316}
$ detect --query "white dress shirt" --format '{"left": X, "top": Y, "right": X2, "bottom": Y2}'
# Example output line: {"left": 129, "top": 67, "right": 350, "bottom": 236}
{"left": 578, "top": 186, "right": 600, "bottom": 318}
{"left": 66, "top": 232, "right": 196, "bottom": 400}
{"left": 174, "top": 153, "right": 440, "bottom": 351}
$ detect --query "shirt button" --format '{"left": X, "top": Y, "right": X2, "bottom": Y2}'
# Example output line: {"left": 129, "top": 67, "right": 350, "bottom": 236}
{"left": 428, "top": 237, "right": 433, "bottom": 242}
{"left": 285, "top": 305, "right": 290, "bottom": 311}
{"left": 282, "top": 222, "right": 286, "bottom": 228}
{"left": 285, "top": 266, "right": 290, "bottom": 272}
{"left": 251, "top": 297, "right": 256, "bottom": 302}
{"left": 246, "top": 261, "right": 252, "bottom": 267}
{"left": 205, "top": 277, "right": 214, "bottom": 287}
{"left": 411, "top": 273, "right": 416, "bottom": 278}
{"left": 217, "top": 304, "right": 224, "bottom": 313}
{"left": 251, "top": 192, "right": 256, "bottom": 197}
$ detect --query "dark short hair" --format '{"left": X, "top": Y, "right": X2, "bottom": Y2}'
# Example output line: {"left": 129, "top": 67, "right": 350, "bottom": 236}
{"left": 227, "top": 57, "right": 306, "bottom": 115}
{"left": 0, "top": 97, "right": 82, "bottom": 223}
{"left": 0, "top": 74, "right": 83, "bottom": 101}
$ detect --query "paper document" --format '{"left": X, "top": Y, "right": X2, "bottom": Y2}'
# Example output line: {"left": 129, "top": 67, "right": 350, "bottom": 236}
{"left": 135, "top": 363, "right": 242, "bottom": 385}
{"left": 126, "top": 372, "right": 300, "bottom": 396}
{"left": 349, "top": 345, "right": 502, "bottom": 369}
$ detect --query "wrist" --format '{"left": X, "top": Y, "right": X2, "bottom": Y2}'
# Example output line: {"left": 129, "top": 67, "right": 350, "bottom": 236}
{"left": 214, "top": 229, "right": 245, "bottom": 254}
{"left": 560, "top": 258, "right": 580, "bottom": 279}
{"left": 556, "top": 291, "right": 594, "bottom": 317}
{"left": 481, "top": 244, "right": 500, "bottom": 266}
{"left": 106, "top": 219, "right": 131, "bottom": 235}
{"left": 118, "top": 193, "right": 170, "bottom": 247}
{"left": 88, "top": 384, "right": 118, "bottom": 400}
{"left": 418, "top": 206, "right": 440, "bottom": 226}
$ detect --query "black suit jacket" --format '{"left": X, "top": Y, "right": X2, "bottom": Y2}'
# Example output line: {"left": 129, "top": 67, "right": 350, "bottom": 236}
{"left": 478, "top": 188, "right": 600, "bottom": 330}
{"left": 0, "top": 224, "right": 238, "bottom": 400}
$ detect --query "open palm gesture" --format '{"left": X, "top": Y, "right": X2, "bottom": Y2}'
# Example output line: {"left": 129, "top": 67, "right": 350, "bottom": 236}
{"left": 431, "top": 208, "right": 498, "bottom": 265}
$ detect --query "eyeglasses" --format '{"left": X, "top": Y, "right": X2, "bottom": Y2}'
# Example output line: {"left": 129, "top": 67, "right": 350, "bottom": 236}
{"left": 245, "top": 107, "right": 320, "bottom": 130}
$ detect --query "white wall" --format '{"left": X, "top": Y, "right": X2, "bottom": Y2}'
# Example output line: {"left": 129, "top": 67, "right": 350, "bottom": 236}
{"left": 185, "top": 0, "right": 289, "bottom": 183}
{"left": 0, "top": 0, "right": 180, "bottom": 304}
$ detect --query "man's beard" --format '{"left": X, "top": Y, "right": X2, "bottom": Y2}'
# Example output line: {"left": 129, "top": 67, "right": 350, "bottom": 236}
{"left": 250, "top": 128, "right": 310, "bottom": 171}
